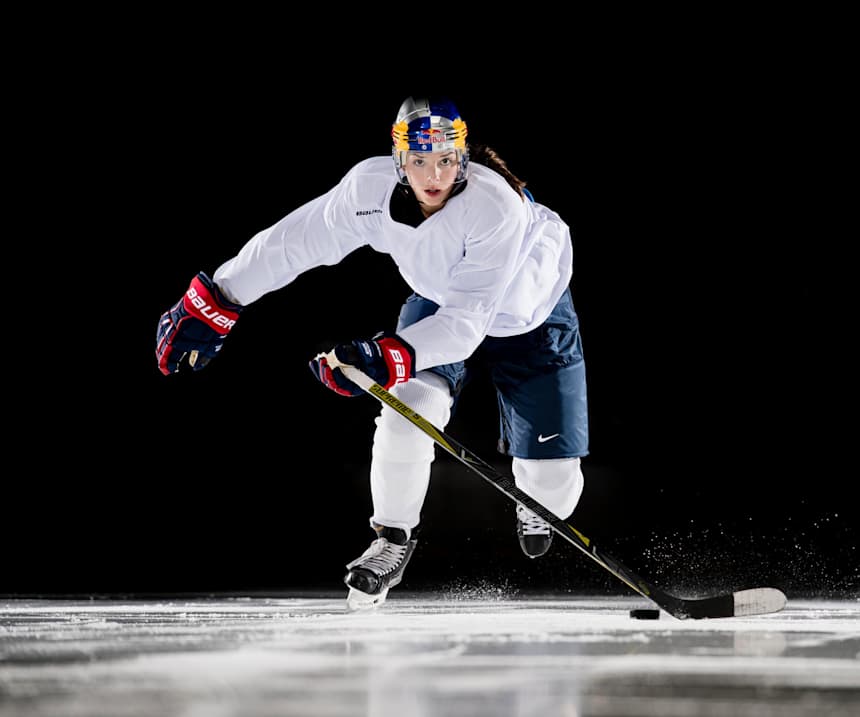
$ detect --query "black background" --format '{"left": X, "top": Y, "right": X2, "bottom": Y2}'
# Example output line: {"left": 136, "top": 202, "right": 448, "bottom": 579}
{"left": 5, "top": 23, "right": 854, "bottom": 599}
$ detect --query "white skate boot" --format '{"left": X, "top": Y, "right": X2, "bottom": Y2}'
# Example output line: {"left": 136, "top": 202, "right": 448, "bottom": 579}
{"left": 516, "top": 504, "right": 553, "bottom": 558}
{"left": 344, "top": 523, "right": 418, "bottom": 611}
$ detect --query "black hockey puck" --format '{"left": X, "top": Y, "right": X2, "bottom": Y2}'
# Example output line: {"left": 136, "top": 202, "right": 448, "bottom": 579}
{"left": 629, "top": 608, "right": 660, "bottom": 620}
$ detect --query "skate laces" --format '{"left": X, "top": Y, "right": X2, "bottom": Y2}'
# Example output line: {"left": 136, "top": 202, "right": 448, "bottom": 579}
{"left": 346, "top": 538, "right": 408, "bottom": 576}
{"left": 517, "top": 505, "right": 551, "bottom": 536}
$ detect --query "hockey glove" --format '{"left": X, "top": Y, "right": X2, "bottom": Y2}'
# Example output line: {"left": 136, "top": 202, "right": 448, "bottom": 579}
{"left": 309, "top": 331, "right": 416, "bottom": 397}
{"left": 156, "top": 272, "right": 243, "bottom": 375}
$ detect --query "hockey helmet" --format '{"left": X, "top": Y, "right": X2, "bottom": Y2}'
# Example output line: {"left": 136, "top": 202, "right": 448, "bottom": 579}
{"left": 391, "top": 96, "right": 469, "bottom": 184}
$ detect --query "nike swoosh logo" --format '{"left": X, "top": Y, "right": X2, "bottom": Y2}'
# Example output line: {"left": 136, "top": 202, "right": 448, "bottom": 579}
{"left": 537, "top": 433, "right": 560, "bottom": 443}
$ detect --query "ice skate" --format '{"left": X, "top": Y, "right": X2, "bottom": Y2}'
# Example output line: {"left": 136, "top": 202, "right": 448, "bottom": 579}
{"left": 344, "top": 524, "right": 417, "bottom": 611}
{"left": 516, "top": 504, "right": 553, "bottom": 558}
{"left": 346, "top": 586, "right": 391, "bottom": 611}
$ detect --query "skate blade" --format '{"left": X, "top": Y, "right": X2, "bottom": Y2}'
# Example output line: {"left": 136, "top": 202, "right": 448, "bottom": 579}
{"left": 346, "top": 586, "right": 389, "bottom": 611}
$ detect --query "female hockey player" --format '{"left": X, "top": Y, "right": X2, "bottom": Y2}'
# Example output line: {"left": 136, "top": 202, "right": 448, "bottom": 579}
{"left": 156, "top": 96, "right": 589, "bottom": 609}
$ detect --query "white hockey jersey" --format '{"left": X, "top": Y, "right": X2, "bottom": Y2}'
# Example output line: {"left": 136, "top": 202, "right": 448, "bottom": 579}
{"left": 213, "top": 157, "right": 573, "bottom": 371}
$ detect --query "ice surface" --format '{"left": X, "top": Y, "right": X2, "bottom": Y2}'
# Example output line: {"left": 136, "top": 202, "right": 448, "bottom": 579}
{"left": 0, "top": 593, "right": 858, "bottom": 716}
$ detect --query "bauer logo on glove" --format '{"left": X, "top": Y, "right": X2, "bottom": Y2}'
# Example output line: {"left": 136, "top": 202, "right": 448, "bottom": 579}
{"left": 185, "top": 283, "right": 238, "bottom": 331}
{"left": 155, "top": 272, "right": 243, "bottom": 375}
{"left": 309, "top": 331, "right": 416, "bottom": 397}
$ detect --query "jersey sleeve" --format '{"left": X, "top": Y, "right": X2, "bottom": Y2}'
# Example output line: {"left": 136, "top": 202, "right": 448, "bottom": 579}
{"left": 213, "top": 168, "right": 370, "bottom": 306}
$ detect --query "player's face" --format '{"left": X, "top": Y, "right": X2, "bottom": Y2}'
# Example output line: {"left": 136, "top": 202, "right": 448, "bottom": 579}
{"left": 403, "top": 150, "right": 458, "bottom": 216}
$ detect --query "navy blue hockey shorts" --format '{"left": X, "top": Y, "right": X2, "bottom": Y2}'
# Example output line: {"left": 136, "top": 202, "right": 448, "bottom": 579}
{"left": 395, "top": 288, "right": 589, "bottom": 460}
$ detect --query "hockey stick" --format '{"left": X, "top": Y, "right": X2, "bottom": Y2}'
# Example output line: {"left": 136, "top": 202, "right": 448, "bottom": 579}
{"left": 325, "top": 354, "right": 787, "bottom": 619}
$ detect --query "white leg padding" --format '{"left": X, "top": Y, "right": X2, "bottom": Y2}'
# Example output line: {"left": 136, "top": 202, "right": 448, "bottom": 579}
{"left": 512, "top": 457, "right": 584, "bottom": 519}
{"left": 370, "top": 371, "right": 453, "bottom": 534}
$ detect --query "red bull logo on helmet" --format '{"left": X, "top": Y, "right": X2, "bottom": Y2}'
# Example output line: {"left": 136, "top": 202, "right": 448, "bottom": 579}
{"left": 393, "top": 117, "right": 467, "bottom": 153}
{"left": 415, "top": 127, "right": 448, "bottom": 149}
{"left": 417, "top": 128, "right": 444, "bottom": 142}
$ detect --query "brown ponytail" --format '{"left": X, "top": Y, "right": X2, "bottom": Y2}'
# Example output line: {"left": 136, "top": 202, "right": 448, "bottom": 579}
{"left": 468, "top": 143, "right": 528, "bottom": 200}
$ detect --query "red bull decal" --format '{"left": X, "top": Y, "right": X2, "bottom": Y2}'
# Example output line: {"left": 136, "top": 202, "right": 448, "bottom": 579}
{"left": 417, "top": 128, "right": 446, "bottom": 143}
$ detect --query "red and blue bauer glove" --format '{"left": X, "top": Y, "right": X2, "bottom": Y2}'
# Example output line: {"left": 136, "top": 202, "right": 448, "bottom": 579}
{"left": 156, "top": 272, "right": 243, "bottom": 375}
{"left": 309, "top": 331, "right": 416, "bottom": 397}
